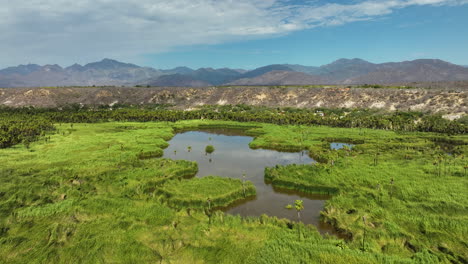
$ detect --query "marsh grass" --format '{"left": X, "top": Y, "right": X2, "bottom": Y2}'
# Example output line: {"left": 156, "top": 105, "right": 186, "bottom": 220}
{"left": 0, "top": 120, "right": 466, "bottom": 263}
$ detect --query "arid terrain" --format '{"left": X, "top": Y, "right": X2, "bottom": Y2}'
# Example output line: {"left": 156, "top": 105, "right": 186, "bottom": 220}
{"left": 1, "top": 86, "right": 466, "bottom": 118}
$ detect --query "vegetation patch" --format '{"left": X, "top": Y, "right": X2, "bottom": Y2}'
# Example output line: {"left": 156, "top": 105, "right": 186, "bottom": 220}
{"left": 205, "top": 145, "right": 215, "bottom": 154}
{"left": 159, "top": 176, "right": 256, "bottom": 209}
{"left": 265, "top": 165, "right": 339, "bottom": 195}
{"left": 137, "top": 150, "right": 163, "bottom": 159}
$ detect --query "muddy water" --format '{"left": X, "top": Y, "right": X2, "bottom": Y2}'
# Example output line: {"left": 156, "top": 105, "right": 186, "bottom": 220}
{"left": 163, "top": 128, "right": 334, "bottom": 233}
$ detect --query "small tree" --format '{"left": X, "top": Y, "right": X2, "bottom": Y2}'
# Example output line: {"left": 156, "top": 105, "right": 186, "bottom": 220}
{"left": 187, "top": 146, "right": 192, "bottom": 152}
{"left": 242, "top": 173, "right": 246, "bottom": 197}
{"left": 294, "top": 200, "right": 304, "bottom": 219}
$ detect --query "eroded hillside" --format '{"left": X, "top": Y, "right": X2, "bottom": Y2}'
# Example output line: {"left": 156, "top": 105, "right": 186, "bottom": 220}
{"left": 0, "top": 86, "right": 466, "bottom": 117}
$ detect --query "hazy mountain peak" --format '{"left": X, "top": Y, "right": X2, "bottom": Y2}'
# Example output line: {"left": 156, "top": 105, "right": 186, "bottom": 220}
{"left": 83, "top": 58, "right": 139, "bottom": 70}
{"left": 409, "top": 58, "right": 453, "bottom": 65}
{"left": 328, "top": 58, "right": 373, "bottom": 66}
{"left": 0, "top": 64, "right": 42, "bottom": 75}
{"left": 161, "top": 66, "right": 194, "bottom": 74}
{"left": 241, "top": 64, "right": 293, "bottom": 79}
{"left": 196, "top": 67, "right": 215, "bottom": 72}
{"left": 41, "top": 64, "right": 63, "bottom": 72}
{"left": 66, "top": 63, "right": 85, "bottom": 72}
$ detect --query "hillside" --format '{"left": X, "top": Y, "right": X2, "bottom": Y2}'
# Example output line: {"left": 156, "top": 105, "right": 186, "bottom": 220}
{"left": 0, "top": 86, "right": 465, "bottom": 117}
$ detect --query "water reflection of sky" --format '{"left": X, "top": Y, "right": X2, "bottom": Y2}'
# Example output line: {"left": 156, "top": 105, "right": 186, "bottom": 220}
{"left": 330, "top": 142, "right": 354, "bottom": 150}
{"left": 163, "top": 129, "right": 335, "bottom": 233}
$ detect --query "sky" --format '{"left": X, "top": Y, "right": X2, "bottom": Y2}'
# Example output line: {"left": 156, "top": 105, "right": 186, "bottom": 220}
{"left": 1, "top": 0, "right": 468, "bottom": 69}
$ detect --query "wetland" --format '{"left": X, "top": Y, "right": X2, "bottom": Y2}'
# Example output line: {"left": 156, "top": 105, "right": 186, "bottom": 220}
{"left": 163, "top": 129, "right": 330, "bottom": 229}
{"left": 0, "top": 109, "right": 466, "bottom": 263}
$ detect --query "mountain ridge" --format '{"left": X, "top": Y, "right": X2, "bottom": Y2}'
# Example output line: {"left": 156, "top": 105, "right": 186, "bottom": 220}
{"left": 1, "top": 58, "right": 468, "bottom": 88}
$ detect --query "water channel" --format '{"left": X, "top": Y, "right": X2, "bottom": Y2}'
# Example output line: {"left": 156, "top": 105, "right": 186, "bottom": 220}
{"left": 163, "top": 128, "right": 336, "bottom": 233}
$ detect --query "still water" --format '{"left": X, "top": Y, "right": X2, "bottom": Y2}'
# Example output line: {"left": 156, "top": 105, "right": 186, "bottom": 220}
{"left": 163, "top": 128, "right": 334, "bottom": 232}
{"left": 330, "top": 142, "right": 354, "bottom": 150}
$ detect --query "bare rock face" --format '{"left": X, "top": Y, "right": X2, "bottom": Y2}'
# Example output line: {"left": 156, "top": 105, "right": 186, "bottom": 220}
{"left": 0, "top": 86, "right": 466, "bottom": 116}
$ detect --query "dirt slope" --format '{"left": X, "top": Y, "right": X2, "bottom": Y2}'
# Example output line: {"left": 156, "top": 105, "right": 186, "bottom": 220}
{"left": 0, "top": 87, "right": 466, "bottom": 117}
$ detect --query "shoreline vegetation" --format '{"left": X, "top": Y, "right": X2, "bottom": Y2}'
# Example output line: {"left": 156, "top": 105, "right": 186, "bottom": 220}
{"left": 0, "top": 105, "right": 466, "bottom": 263}
{"left": 1, "top": 104, "right": 466, "bottom": 149}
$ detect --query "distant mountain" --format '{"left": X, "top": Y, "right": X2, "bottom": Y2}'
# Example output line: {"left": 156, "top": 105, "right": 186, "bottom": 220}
{"left": 228, "top": 71, "right": 327, "bottom": 86}
{"left": 0, "top": 64, "right": 42, "bottom": 75}
{"left": 185, "top": 68, "right": 241, "bottom": 85}
{"left": 233, "top": 69, "right": 248, "bottom": 74}
{"left": 1, "top": 58, "right": 468, "bottom": 87}
{"left": 161, "top": 66, "right": 194, "bottom": 75}
{"left": 344, "top": 59, "right": 468, "bottom": 84}
{"left": 320, "top": 58, "right": 379, "bottom": 81}
{"left": 66, "top": 63, "right": 85, "bottom": 72}
{"left": 0, "top": 59, "right": 164, "bottom": 87}
{"left": 82, "top": 58, "right": 140, "bottom": 70}
{"left": 240, "top": 65, "right": 293, "bottom": 79}
{"left": 282, "top": 64, "right": 319, "bottom": 75}
{"left": 147, "top": 74, "right": 211, "bottom": 87}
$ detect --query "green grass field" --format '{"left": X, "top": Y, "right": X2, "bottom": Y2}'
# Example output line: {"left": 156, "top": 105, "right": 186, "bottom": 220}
{"left": 0, "top": 120, "right": 466, "bottom": 263}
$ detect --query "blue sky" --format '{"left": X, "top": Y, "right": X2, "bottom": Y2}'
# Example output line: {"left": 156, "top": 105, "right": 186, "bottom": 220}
{"left": 146, "top": 3, "right": 468, "bottom": 69}
{"left": 1, "top": 0, "right": 468, "bottom": 69}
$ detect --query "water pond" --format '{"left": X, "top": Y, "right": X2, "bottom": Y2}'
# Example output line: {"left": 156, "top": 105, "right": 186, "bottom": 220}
{"left": 163, "top": 128, "right": 335, "bottom": 233}
{"left": 330, "top": 142, "right": 354, "bottom": 150}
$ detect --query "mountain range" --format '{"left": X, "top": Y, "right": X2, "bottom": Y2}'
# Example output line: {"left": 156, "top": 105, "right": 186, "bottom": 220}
{"left": 1, "top": 58, "right": 468, "bottom": 88}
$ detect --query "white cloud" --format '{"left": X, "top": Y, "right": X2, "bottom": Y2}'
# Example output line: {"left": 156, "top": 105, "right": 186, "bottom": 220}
{"left": 0, "top": 0, "right": 466, "bottom": 67}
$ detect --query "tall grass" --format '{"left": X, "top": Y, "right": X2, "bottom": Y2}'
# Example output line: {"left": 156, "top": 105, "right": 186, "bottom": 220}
{"left": 0, "top": 120, "right": 466, "bottom": 263}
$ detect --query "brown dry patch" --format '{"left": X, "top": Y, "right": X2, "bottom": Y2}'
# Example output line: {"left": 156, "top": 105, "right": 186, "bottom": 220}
{"left": 96, "top": 90, "right": 113, "bottom": 98}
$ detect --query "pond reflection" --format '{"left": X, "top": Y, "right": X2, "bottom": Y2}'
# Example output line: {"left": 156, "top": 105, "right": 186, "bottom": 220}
{"left": 163, "top": 128, "right": 334, "bottom": 233}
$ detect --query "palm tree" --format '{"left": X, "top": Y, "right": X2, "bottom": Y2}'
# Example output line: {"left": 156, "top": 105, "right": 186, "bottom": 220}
{"left": 242, "top": 173, "right": 246, "bottom": 197}
{"left": 294, "top": 200, "right": 304, "bottom": 220}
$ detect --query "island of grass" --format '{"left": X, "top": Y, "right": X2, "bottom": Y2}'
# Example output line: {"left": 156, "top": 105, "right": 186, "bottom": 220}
{"left": 265, "top": 164, "right": 340, "bottom": 195}
{"left": 159, "top": 176, "right": 256, "bottom": 209}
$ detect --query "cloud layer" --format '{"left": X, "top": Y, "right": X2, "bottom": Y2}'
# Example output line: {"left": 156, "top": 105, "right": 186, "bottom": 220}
{"left": 0, "top": 0, "right": 467, "bottom": 66}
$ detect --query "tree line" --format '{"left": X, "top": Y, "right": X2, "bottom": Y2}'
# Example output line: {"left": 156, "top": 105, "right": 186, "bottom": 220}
{"left": 0, "top": 114, "right": 55, "bottom": 148}
{"left": 0, "top": 104, "right": 466, "bottom": 149}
